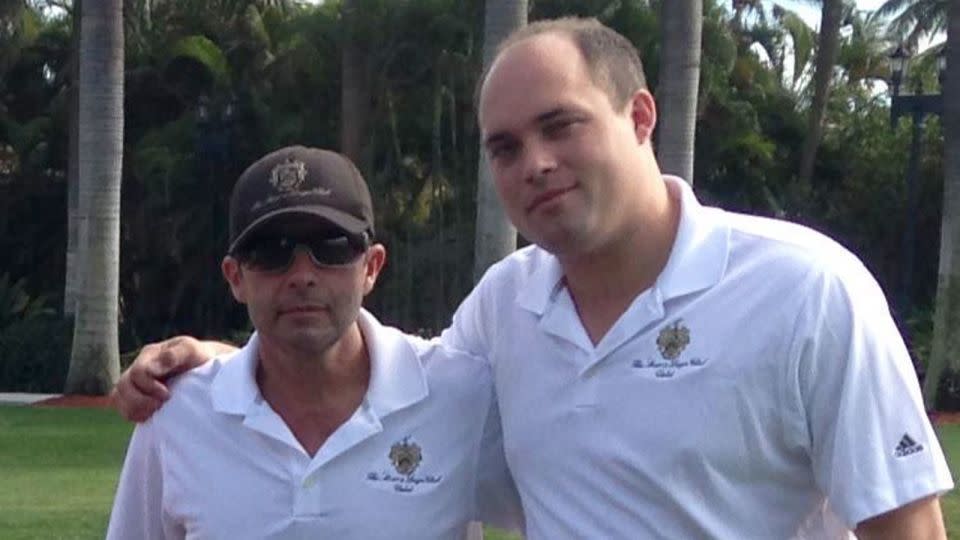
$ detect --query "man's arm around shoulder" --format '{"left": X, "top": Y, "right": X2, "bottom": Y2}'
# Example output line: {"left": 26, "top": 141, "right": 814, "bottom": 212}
{"left": 113, "top": 336, "right": 237, "bottom": 421}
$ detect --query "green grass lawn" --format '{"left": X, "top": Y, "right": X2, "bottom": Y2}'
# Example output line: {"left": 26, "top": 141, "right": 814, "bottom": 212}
{"left": 0, "top": 404, "right": 957, "bottom": 539}
{"left": 0, "top": 406, "right": 131, "bottom": 540}
{"left": 940, "top": 424, "right": 960, "bottom": 536}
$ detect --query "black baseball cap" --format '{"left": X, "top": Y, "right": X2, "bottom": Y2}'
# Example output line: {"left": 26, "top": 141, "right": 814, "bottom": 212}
{"left": 227, "top": 146, "right": 374, "bottom": 254}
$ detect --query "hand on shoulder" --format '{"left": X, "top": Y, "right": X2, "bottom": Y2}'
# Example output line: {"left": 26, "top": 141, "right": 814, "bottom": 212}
{"left": 112, "top": 336, "right": 236, "bottom": 422}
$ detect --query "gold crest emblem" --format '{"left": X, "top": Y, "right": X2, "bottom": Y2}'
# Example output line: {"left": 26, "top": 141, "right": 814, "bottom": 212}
{"left": 656, "top": 320, "right": 690, "bottom": 361}
{"left": 389, "top": 437, "right": 422, "bottom": 476}
{"left": 269, "top": 159, "right": 307, "bottom": 193}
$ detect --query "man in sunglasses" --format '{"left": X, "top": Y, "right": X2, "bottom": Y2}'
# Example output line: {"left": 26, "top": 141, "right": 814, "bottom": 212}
{"left": 106, "top": 146, "right": 521, "bottom": 539}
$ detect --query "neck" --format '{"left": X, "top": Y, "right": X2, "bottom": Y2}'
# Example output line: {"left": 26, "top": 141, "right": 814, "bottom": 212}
{"left": 255, "top": 323, "right": 371, "bottom": 456}
{"left": 560, "top": 178, "right": 681, "bottom": 344}
{"left": 257, "top": 323, "right": 370, "bottom": 407}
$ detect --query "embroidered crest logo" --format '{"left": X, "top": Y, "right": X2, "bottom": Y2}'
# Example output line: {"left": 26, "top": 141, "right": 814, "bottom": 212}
{"left": 269, "top": 158, "right": 308, "bottom": 193}
{"left": 366, "top": 437, "right": 442, "bottom": 493}
{"left": 656, "top": 320, "right": 690, "bottom": 361}
{"left": 389, "top": 437, "right": 422, "bottom": 476}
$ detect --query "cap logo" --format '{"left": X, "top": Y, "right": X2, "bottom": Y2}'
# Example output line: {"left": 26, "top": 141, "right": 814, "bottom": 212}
{"left": 270, "top": 158, "right": 308, "bottom": 193}
{"left": 249, "top": 157, "right": 334, "bottom": 213}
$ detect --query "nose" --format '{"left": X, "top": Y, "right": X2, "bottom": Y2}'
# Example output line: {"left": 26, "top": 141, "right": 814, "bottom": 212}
{"left": 284, "top": 248, "right": 318, "bottom": 288}
{"left": 521, "top": 140, "right": 557, "bottom": 185}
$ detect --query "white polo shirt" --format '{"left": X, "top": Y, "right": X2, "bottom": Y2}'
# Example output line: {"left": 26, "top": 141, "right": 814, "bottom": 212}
{"left": 442, "top": 176, "right": 953, "bottom": 539}
{"left": 107, "top": 310, "right": 521, "bottom": 540}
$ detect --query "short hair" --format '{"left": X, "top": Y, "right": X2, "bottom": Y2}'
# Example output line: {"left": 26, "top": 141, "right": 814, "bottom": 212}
{"left": 478, "top": 17, "right": 648, "bottom": 110}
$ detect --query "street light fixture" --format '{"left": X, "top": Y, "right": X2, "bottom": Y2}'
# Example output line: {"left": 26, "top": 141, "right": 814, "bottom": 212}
{"left": 889, "top": 44, "right": 906, "bottom": 96}
{"left": 937, "top": 48, "right": 947, "bottom": 89}
{"left": 195, "top": 93, "right": 236, "bottom": 330}
{"left": 888, "top": 45, "right": 945, "bottom": 319}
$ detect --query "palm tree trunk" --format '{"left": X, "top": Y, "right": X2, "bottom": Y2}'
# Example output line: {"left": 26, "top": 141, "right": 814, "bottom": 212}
{"left": 922, "top": 0, "right": 960, "bottom": 409}
{"left": 472, "top": 0, "right": 526, "bottom": 282}
{"left": 798, "top": 0, "right": 844, "bottom": 188}
{"left": 431, "top": 66, "right": 447, "bottom": 331}
{"left": 656, "top": 0, "right": 703, "bottom": 184}
{"left": 472, "top": 7, "right": 530, "bottom": 532}
{"left": 65, "top": 0, "right": 124, "bottom": 395}
{"left": 340, "top": 0, "right": 371, "bottom": 172}
{"left": 64, "top": 0, "right": 81, "bottom": 316}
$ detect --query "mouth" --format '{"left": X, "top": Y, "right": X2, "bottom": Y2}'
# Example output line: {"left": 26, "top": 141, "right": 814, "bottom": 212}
{"left": 278, "top": 305, "right": 327, "bottom": 316}
{"left": 526, "top": 185, "right": 576, "bottom": 213}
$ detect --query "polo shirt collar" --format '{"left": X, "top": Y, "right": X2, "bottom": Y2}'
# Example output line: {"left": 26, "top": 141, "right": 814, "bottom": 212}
{"left": 211, "top": 334, "right": 261, "bottom": 415}
{"left": 359, "top": 309, "right": 429, "bottom": 418}
{"left": 656, "top": 175, "right": 729, "bottom": 299}
{"left": 211, "top": 309, "right": 428, "bottom": 419}
{"left": 515, "top": 250, "right": 565, "bottom": 314}
{"left": 515, "top": 175, "right": 729, "bottom": 315}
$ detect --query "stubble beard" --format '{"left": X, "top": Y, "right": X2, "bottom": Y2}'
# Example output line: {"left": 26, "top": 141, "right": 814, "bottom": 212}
{"left": 286, "top": 292, "right": 363, "bottom": 360}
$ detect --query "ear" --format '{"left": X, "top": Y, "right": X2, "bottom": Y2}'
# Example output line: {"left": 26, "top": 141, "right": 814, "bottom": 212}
{"left": 361, "top": 244, "right": 387, "bottom": 296}
{"left": 628, "top": 89, "right": 657, "bottom": 144}
{"left": 221, "top": 256, "right": 247, "bottom": 303}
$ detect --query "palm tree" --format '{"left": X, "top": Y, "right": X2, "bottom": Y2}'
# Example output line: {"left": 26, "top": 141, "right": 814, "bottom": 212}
{"left": 798, "top": 0, "right": 846, "bottom": 189}
{"left": 922, "top": 0, "right": 959, "bottom": 409}
{"left": 877, "top": 0, "right": 948, "bottom": 51}
{"left": 65, "top": 0, "right": 124, "bottom": 395}
{"left": 472, "top": 0, "right": 527, "bottom": 282}
{"left": 65, "top": 0, "right": 81, "bottom": 316}
{"left": 771, "top": 5, "right": 818, "bottom": 94}
{"left": 731, "top": 0, "right": 763, "bottom": 32}
{"left": 340, "top": 0, "right": 370, "bottom": 168}
{"left": 656, "top": 0, "right": 702, "bottom": 184}
{"left": 835, "top": 9, "right": 895, "bottom": 88}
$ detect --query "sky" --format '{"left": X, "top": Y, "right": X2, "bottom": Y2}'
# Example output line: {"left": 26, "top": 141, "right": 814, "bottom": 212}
{"left": 296, "top": 1, "right": 890, "bottom": 29}
{"left": 772, "top": 0, "right": 942, "bottom": 52}
{"left": 300, "top": 1, "right": 895, "bottom": 34}
{"left": 773, "top": 0, "right": 887, "bottom": 29}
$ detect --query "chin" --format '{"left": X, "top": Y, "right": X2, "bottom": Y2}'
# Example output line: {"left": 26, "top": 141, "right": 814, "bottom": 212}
{"left": 286, "top": 330, "right": 340, "bottom": 355}
{"left": 524, "top": 231, "right": 561, "bottom": 255}
{"left": 528, "top": 227, "right": 586, "bottom": 257}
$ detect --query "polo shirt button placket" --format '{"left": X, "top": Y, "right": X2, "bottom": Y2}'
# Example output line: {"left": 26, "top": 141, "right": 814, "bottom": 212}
{"left": 294, "top": 474, "right": 325, "bottom": 518}
{"left": 573, "top": 352, "right": 600, "bottom": 410}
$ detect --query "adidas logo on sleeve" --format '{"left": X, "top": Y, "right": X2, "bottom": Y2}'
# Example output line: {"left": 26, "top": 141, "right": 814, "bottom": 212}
{"left": 894, "top": 434, "right": 924, "bottom": 458}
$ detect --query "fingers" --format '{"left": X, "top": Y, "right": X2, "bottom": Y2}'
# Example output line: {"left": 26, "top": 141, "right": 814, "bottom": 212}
{"left": 113, "top": 336, "right": 191, "bottom": 422}
{"left": 134, "top": 336, "right": 204, "bottom": 382}
{"left": 153, "top": 336, "right": 211, "bottom": 374}
{"left": 129, "top": 362, "right": 172, "bottom": 401}
{"left": 113, "top": 335, "right": 221, "bottom": 422}
{"left": 112, "top": 378, "right": 163, "bottom": 422}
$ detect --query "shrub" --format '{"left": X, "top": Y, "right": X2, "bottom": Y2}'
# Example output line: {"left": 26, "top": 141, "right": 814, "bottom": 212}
{"left": 0, "top": 315, "right": 73, "bottom": 393}
{"left": 936, "top": 368, "right": 960, "bottom": 413}
{"left": 0, "top": 272, "right": 54, "bottom": 330}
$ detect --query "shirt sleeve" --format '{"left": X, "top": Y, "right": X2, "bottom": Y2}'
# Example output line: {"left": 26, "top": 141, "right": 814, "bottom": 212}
{"left": 473, "top": 384, "right": 525, "bottom": 532}
{"left": 440, "top": 271, "right": 493, "bottom": 360}
{"left": 790, "top": 263, "right": 953, "bottom": 528}
{"left": 106, "top": 420, "right": 183, "bottom": 539}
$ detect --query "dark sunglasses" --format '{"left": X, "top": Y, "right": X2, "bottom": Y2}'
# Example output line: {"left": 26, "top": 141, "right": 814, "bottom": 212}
{"left": 233, "top": 232, "right": 369, "bottom": 273}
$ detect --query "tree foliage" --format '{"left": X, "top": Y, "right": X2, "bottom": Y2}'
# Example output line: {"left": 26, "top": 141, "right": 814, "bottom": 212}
{"left": 0, "top": 0, "right": 950, "bottom": 389}
{"left": 877, "top": 0, "right": 948, "bottom": 51}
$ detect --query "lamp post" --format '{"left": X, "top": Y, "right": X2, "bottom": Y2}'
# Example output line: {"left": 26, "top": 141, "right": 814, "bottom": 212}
{"left": 889, "top": 46, "right": 946, "bottom": 319}
{"left": 196, "top": 94, "right": 236, "bottom": 331}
